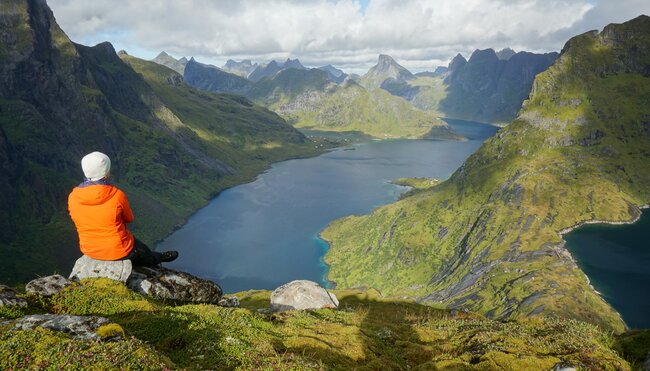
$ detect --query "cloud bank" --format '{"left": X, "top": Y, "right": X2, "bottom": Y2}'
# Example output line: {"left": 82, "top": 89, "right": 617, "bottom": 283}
{"left": 48, "top": 0, "right": 650, "bottom": 73}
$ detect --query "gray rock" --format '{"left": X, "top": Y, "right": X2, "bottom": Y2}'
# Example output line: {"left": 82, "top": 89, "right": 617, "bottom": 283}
{"left": 126, "top": 266, "right": 222, "bottom": 303}
{"left": 218, "top": 296, "right": 240, "bottom": 308}
{"left": 270, "top": 280, "right": 339, "bottom": 312}
{"left": 0, "top": 285, "right": 27, "bottom": 308}
{"left": 13, "top": 314, "right": 112, "bottom": 340}
{"left": 553, "top": 364, "right": 577, "bottom": 371}
{"left": 69, "top": 255, "right": 132, "bottom": 283}
{"left": 25, "top": 275, "right": 74, "bottom": 297}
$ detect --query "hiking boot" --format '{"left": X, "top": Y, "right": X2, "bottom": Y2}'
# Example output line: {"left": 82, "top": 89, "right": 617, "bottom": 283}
{"left": 160, "top": 251, "right": 179, "bottom": 263}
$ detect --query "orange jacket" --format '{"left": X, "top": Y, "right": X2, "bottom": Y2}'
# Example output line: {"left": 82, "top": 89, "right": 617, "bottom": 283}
{"left": 68, "top": 184, "right": 135, "bottom": 260}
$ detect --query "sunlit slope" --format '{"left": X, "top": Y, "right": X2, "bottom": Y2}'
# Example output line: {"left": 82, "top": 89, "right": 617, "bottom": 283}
{"left": 323, "top": 16, "right": 650, "bottom": 332}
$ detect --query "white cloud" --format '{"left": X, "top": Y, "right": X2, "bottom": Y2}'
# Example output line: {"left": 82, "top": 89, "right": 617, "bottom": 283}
{"left": 47, "top": 0, "right": 650, "bottom": 73}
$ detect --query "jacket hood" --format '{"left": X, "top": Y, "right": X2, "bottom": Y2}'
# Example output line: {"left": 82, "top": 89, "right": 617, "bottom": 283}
{"left": 70, "top": 185, "right": 119, "bottom": 206}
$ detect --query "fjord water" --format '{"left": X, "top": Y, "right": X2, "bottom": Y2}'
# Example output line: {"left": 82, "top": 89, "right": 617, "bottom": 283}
{"left": 564, "top": 211, "right": 650, "bottom": 328}
{"left": 158, "top": 120, "right": 499, "bottom": 293}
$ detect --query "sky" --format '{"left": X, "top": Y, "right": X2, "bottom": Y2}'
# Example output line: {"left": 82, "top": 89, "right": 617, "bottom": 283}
{"left": 47, "top": 0, "right": 650, "bottom": 74}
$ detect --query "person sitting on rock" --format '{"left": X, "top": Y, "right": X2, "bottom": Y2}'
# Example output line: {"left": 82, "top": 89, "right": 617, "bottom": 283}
{"left": 68, "top": 151, "right": 178, "bottom": 266}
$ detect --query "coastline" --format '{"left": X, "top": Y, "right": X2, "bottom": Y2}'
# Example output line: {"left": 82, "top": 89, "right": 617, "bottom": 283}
{"left": 556, "top": 203, "right": 649, "bottom": 329}
{"left": 558, "top": 204, "right": 649, "bottom": 237}
{"left": 153, "top": 143, "right": 340, "bottom": 247}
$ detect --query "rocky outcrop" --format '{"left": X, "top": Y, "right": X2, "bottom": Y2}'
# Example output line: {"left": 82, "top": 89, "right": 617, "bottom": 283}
{"left": 270, "top": 280, "right": 338, "bottom": 312}
{"left": 0, "top": 285, "right": 27, "bottom": 308}
{"left": 69, "top": 256, "right": 132, "bottom": 283}
{"left": 218, "top": 296, "right": 240, "bottom": 308}
{"left": 126, "top": 266, "right": 223, "bottom": 303}
{"left": 13, "top": 314, "right": 115, "bottom": 340}
{"left": 25, "top": 275, "right": 74, "bottom": 297}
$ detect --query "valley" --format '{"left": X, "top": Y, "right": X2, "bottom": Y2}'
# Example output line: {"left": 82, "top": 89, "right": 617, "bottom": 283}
{"left": 1, "top": 0, "right": 650, "bottom": 369}
{"left": 157, "top": 120, "right": 499, "bottom": 293}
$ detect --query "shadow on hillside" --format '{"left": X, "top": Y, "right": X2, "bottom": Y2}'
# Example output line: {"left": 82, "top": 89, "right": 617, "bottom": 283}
{"left": 278, "top": 292, "right": 449, "bottom": 369}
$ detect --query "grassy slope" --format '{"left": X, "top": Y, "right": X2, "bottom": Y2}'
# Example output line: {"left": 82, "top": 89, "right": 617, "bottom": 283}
{"left": 1, "top": 279, "right": 646, "bottom": 370}
{"left": 322, "top": 18, "right": 650, "bottom": 333}
{"left": 277, "top": 80, "right": 459, "bottom": 139}
{"left": 237, "top": 68, "right": 459, "bottom": 139}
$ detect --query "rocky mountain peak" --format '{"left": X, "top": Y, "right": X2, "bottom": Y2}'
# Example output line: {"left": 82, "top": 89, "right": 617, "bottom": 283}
{"left": 448, "top": 53, "right": 467, "bottom": 71}
{"left": 377, "top": 54, "right": 396, "bottom": 67}
{"left": 358, "top": 54, "right": 414, "bottom": 89}
{"left": 468, "top": 48, "right": 499, "bottom": 64}
{"left": 156, "top": 51, "right": 170, "bottom": 59}
{"left": 496, "top": 48, "right": 516, "bottom": 60}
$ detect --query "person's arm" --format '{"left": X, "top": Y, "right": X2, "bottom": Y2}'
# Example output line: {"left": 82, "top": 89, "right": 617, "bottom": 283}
{"left": 119, "top": 191, "right": 135, "bottom": 223}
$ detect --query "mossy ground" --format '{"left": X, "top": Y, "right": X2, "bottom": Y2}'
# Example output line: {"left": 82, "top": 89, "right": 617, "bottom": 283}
{"left": 1, "top": 279, "right": 647, "bottom": 370}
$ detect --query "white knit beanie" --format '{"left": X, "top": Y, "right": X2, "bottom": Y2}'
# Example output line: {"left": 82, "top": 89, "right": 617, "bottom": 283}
{"left": 81, "top": 151, "right": 111, "bottom": 181}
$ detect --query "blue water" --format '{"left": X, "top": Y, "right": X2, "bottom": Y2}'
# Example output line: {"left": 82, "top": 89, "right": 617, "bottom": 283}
{"left": 157, "top": 120, "right": 500, "bottom": 293}
{"left": 564, "top": 211, "right": 650, "bottom": 329}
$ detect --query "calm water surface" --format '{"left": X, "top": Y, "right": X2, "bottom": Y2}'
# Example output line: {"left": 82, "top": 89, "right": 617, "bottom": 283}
{"left": 564, "top": 211, "right": 650, "bottom": 329}
{"left": 158, "top": 120, "right": 499, "bottom": 293}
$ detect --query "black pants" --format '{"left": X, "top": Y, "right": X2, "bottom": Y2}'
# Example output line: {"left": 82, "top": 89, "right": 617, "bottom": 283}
{"left": 123, "top": 238, "right": 164, "bottom": 267}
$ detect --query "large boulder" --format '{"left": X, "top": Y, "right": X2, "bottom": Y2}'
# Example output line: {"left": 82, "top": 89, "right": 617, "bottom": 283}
{"left": 126, "top": 266, "right": 222, "bottom": 303}
{"left": 270, "top": 280, "right": 339, "bottom": 312}
{"left": 26, "top": 275, "right": 74, "bottom": 297}
{"left": 69, "top": 255, "right": 132, "bottom": 283}
{"left": 13, "top": 314, "right": 113, "bottom": 340}
{"left": 0, "top": 285, "right": 27, "bottom": 308}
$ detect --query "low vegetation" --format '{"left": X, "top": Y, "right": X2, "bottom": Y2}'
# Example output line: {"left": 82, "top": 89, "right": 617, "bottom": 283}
{"left": 1, "top": 279, "right": 648, "bottom": 370}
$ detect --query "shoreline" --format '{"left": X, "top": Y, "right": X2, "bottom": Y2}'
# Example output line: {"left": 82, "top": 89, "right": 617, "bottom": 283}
{"left": 152, "top": 143, "right": 341, "bottom": 247}
{"left": 557, "top": 203, "right": 649, "bottom": 329}
{"left": 558, "top": 204, "right": 649, "bottom": 237}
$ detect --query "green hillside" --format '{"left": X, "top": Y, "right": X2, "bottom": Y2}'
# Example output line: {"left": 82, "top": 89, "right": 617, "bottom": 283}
{"left": 179, "top": 62, "right": 461, "bottom": 140}
{"left": 322, "top": 16, "right": 650, "bottom": 333}
{"left": 0, "top": 0, "right": 323, "bottom": 284}
{"left": 250, "top": 69, "right": 460, "bottom": 139}
{"left": 2, "top": 279, "right": 647, "bottom": 370}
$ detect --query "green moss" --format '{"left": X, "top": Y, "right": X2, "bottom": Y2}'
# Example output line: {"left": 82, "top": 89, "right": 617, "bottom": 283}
{"left": 0, "top": 284, "right": 638, "bottom": 369}
{"left": 0, "top": 328, "right": 173, "bottom": 370}
{"left": 95, "top": 323, "right": 126, "bottom": 340}
{"left": 50, "top": 278, "right": 157, "bottom": 316}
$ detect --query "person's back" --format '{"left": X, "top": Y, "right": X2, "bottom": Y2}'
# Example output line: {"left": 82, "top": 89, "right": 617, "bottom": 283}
{"left": 68, "top": 151, "right": 177, "bottom": 266}
{"left": 68, "top": 181, "right": 134, "bottom": 260}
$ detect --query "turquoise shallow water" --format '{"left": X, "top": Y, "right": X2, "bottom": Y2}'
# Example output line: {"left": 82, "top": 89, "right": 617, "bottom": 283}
{"left": 157, "top": 120, "right": 499, "bottom": 293}
{"left": 564, "top": 211, "right": 650, "bottom": 329}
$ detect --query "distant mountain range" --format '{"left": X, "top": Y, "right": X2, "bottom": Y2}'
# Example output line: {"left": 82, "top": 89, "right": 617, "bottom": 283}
{"left": 222, "top": 59, "right": 258, "bottom": 78}
{"left": 370, "top": 49, "right": 558, "bottom": 123}
{"left": 156, "top": 47, "right": 558, "bottom": 127}
{"left": 440, "top": 48, "right": 559, "bottom": 122}
{"left": 158, "top": 54, "right": 458, "bottom": 139}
